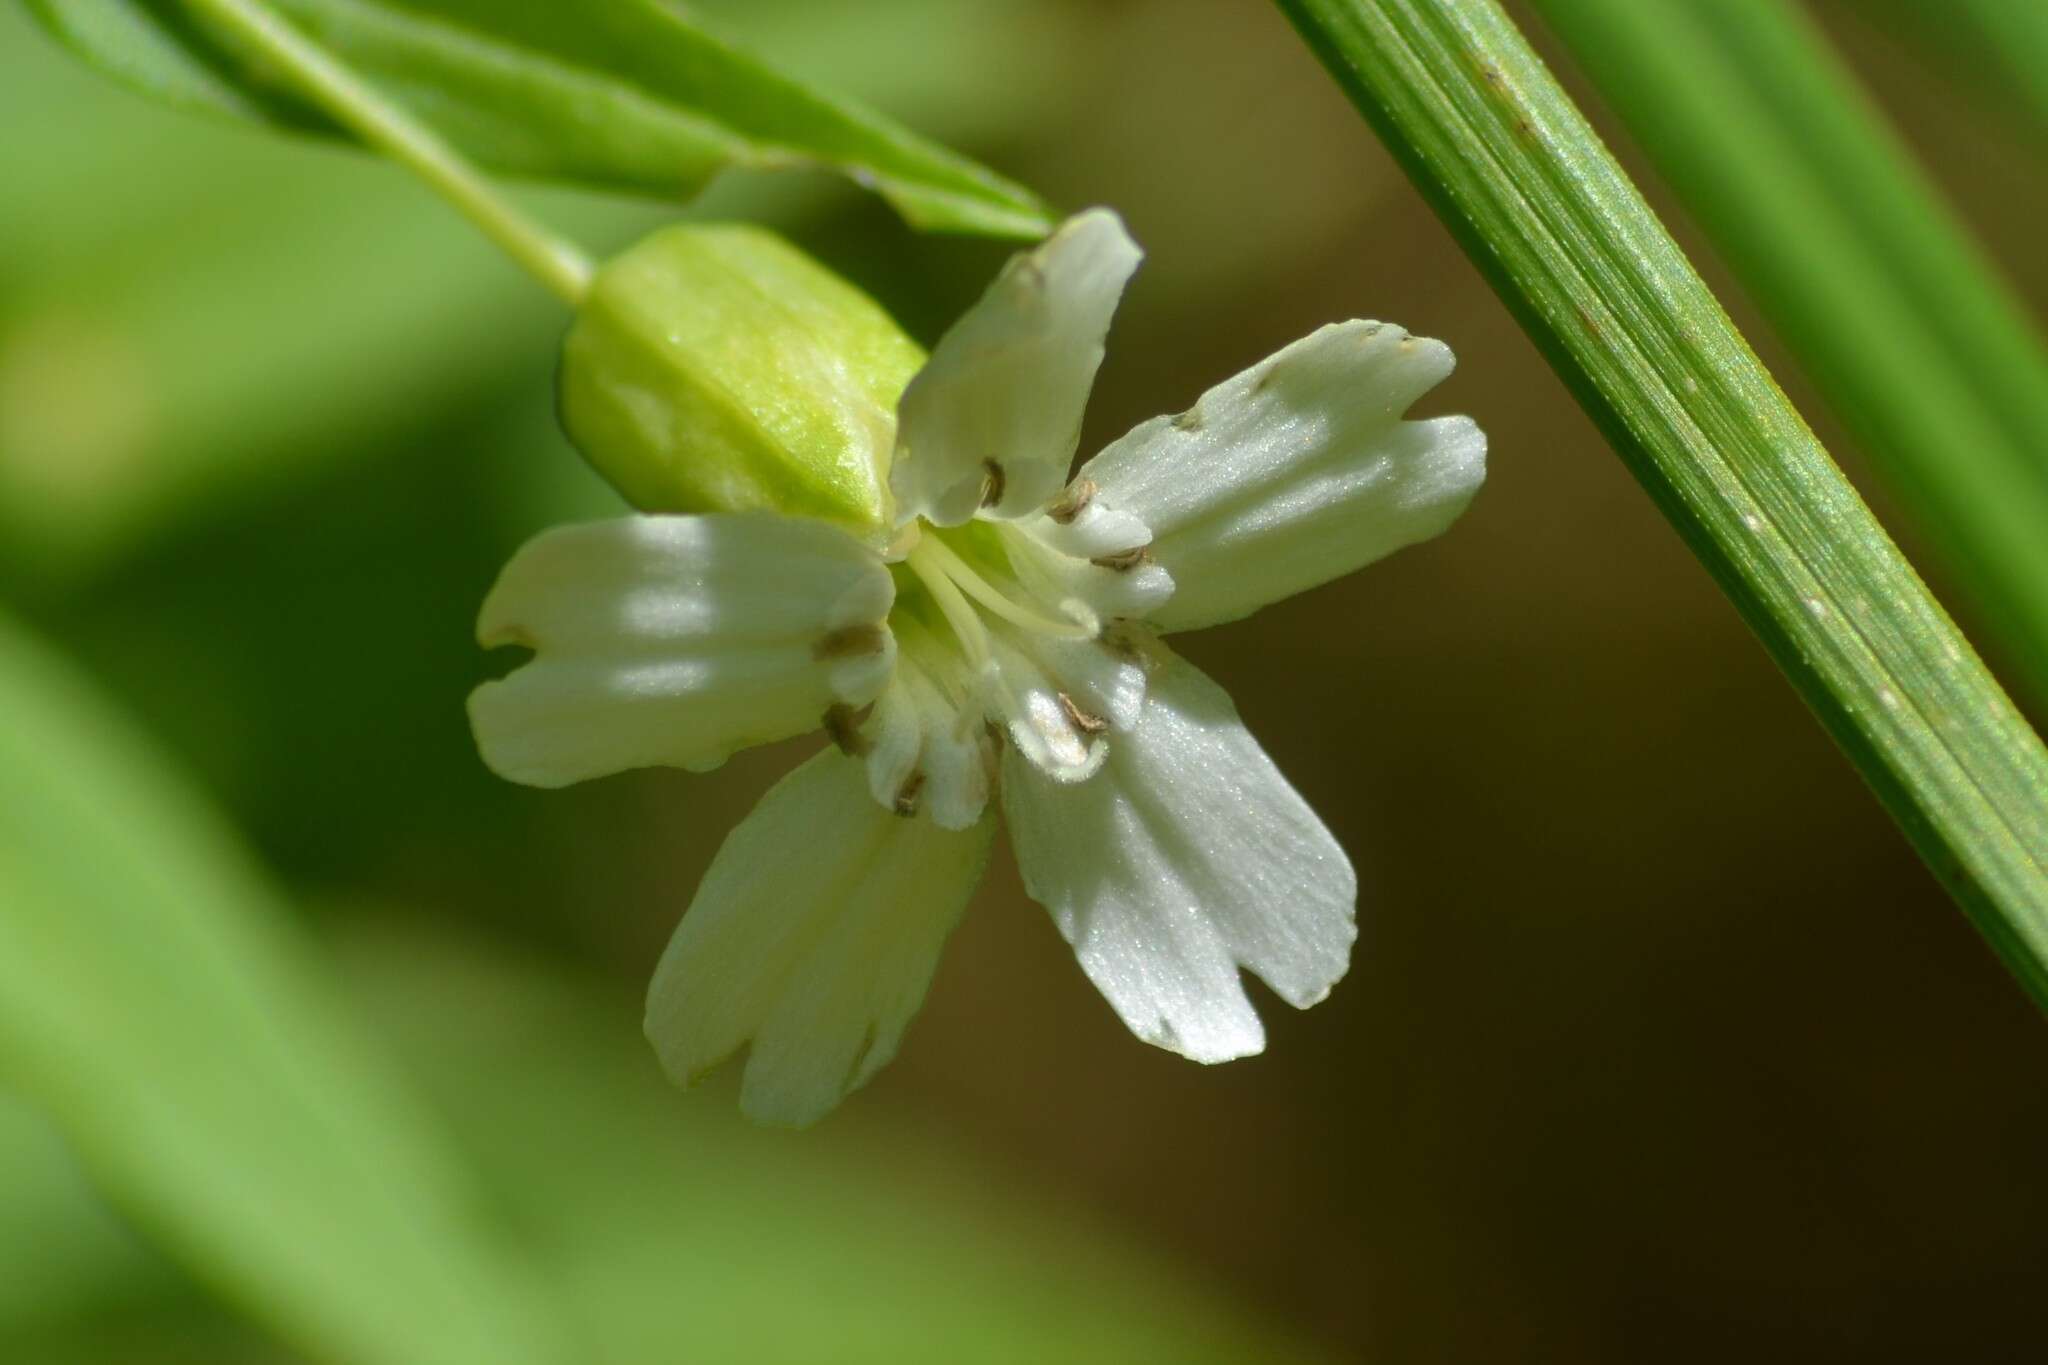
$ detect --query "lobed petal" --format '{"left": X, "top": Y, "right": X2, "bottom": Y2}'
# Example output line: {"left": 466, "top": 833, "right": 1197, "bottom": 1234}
{"left": 645, "top": 750, "right": 995, "bottom": 1127}
{"left": 1003, "top": 650, "right": 1356, "bottom": 1063}
{"left": 859, "top": 640, "right": 992, "bottom": 831}
{"left": 469, "top": 514, "right": 894, "bottom": 787}
{"left": 891, "top": 210, "right": 1142, "bottom": 526}
{"left": 1079, "top": 321, "right": 1485, "bottom": 633}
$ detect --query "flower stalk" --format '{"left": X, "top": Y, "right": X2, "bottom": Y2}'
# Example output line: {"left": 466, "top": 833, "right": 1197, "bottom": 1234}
{"left": 180, "top": 0, "right": 594, "bottom": 305}
{"left": 1274, "top": 0, "right": 2048, "bottom": 1003}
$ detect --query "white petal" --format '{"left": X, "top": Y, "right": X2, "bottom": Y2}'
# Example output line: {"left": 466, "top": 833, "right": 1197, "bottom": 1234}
{"left": 646, "top": 750, "right": 995, "bottom": 1127}
{"left": 859, "top": 642, "right": 991, "bottom": 831}
{"left": 998, "top": 517, "right": 1175, "bottom": 627}
{"left": 470, "top": 514, "right": 894, "bottom": 787}
{"left": 1005, "top": 628, "right": 1150, "bottom": 734}
{"left": 1003, "top": 650, "right": 1356, "bottom": 1063}
{"left": 891, "top": 210, "right": 1142, "bottom": 526}
{"left": 1015, "top": 492, "right": 1152, "bottom": 560}
{"left": 985, "top": 631, "right": 1108, "bottom": 783}
{"left": 1080, "top": 321, "right": 1485, "bottom": 632}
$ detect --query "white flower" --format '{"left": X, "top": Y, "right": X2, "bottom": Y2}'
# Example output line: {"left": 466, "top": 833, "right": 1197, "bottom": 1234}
{"left": 470, "top": 210, "right": 1485, "bottom": 1125}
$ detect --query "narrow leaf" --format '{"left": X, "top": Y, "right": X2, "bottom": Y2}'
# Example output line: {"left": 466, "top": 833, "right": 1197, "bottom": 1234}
{"left": 1273, "top": 0, "right": 2048, "bottom": 1003}
{"left": 0, "top": 614, "right": 561, "bottom": 1365}
{"left": 1866, "top": 0, "right": 2048, "bottom": 135}
{"left": 1527, "top": 0, "right": 2048, "bottom": 703}
{"left": 20, "top": 0, "right": 1052, "bottom": 239}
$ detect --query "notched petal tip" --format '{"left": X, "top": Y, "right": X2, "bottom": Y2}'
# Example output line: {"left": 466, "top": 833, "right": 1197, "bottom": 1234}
{"left": 644, "top": 751, "right": 995, "bottom": 1127}
{"left": 891, "top": 207, "right": 1145, "bottom": 527}
{"left": 1076, "top": 317, "right": 1485, "bottom": 632}
{"left": 1002, "top": 651, "right": 1355, "bottom": 1067}
{"left": 467, "top": 513, "right": 900, "bottom": 787}
{"left": 1137, "top": 1009, "right": 1267, "bottom": 1066}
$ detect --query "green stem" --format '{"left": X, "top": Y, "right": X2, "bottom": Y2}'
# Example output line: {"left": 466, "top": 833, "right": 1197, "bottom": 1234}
{"left": 1274, "top": 0, "right": 2048, "bottom": 1002}
{"left": 181, "top": 0, "right": 594, "bottom": 306}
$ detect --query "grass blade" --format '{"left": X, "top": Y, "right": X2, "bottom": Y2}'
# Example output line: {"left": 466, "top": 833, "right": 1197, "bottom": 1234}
{"left": 1526, "top": 0, "right": 2048, "bottom": 702}
{"left": 1273, "top": 0, "right": 2048, "bottom": 1002}
{"left": 1865, "top": 0, "right": 2048, "bottom": 135}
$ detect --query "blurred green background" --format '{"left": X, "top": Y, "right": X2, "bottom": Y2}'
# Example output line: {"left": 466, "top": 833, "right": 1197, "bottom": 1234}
{"left": 3, "top": 0, "right": 2046, "bottom": 1360}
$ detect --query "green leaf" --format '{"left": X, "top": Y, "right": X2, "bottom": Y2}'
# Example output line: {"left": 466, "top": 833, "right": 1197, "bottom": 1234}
{"left": 0, "top": 613, "right": 562, "bottom": 1365}
{"left": 19, "top": 0, "right": 1052, "bottom": 239}
{"left": 1865, "top": 0, "right": 2048, "bottom": 135}
{"left": 1272, "top": 0, "right": 2048, "bottom": 1005}
{"left": 336, "top": 919, "right": 1327, "bottom": 1365}
{"left": 1525, "top": 0, "right": 2048, "bottom": 705}
{"left": 0, "top": 1096, "right": 164, "bottom": 1334}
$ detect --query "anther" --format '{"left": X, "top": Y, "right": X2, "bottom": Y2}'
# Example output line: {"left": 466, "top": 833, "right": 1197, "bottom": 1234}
{"left": 1046, "top": 478, "right": 1096, "bottom": 524}
{"left": 892, "top": 770, "right": 927, "bottom": 817}
{"left": 813, "top": 623, "right": 889, "bottom": 659}
{"left": 1058, "top": 692, "right": 1108, "bottom": 735}
{"left": 1089, "top": 546, "right": 1154, "bottom": 573}
{"left": 822, "top": 702, "right": 874, "bottom": 757}
{"left": 979, "top": 458, "right": 1007, "bottom": 509}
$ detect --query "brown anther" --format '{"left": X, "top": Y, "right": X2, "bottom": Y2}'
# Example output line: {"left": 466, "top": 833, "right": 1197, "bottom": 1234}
{"left": 979, "top": 458, "right": 1007, "bottom": 509}
{"left": 1090, "top": 545, "right": 1154, "bottom": 573}
{"left": 1057, "top": 692, "right": 1109, "bottom": 735}
{"left": 812, "top": 623, "right": 888, "bottom": 660}
{"left": 892, "top": 770, "right": 927, "bottom": 817}
{"left": 1046, "top": 477, "right": 1096, "bottom": 524}
{"left": 1171, "top": 407, "right": 1205, "bottom": 433}
{"left": 822, "top": 702, "right": 874, "bottom": 757}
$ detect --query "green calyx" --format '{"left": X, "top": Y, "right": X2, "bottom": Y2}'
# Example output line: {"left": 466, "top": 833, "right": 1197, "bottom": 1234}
{"left": 559, "top": 223, "right": 926, "bottom": 534}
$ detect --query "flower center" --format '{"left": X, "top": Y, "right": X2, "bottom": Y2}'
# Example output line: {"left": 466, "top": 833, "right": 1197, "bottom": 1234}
{"left": 848, "top": 512, "right": 1161, "bottom": 825}
{"left": 902, "top": 529, "right": 1098, "bottom": 669}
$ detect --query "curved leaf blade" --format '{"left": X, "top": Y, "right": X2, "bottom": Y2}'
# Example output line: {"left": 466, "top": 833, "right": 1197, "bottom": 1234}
{"left": 0, "top": 614, "right": 562, "bottom": 1365}
{"left": 21, "top": 0, "right": 1053, "bottom": 239}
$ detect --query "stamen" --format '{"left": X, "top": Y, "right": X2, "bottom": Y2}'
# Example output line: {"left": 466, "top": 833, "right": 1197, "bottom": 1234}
{"left": 1058, "top": 692, "right": 1108, "bottom": 734}
{"left": 893, "top": 770, "right": 926, "bottom": 817}
{"left": 913, "top": 534, "right": 1096, "bottom": 641}
{"left": 1089, "top": 546, "right": 1154, "bottom": 573}
{"left": 1045, "top": 478, "right": 1095, "bottom": 525}
{"left": 813, "top": 623, "right": 889, "bottom": 659}
{"left": 822, "top": 702, "right": 874, "bottom": 756}
{"left": 979, "top": 459, "right": 1007, "bottom": 509}
{"left": 904, "top": 541, "right": 992, "bottom": 668}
